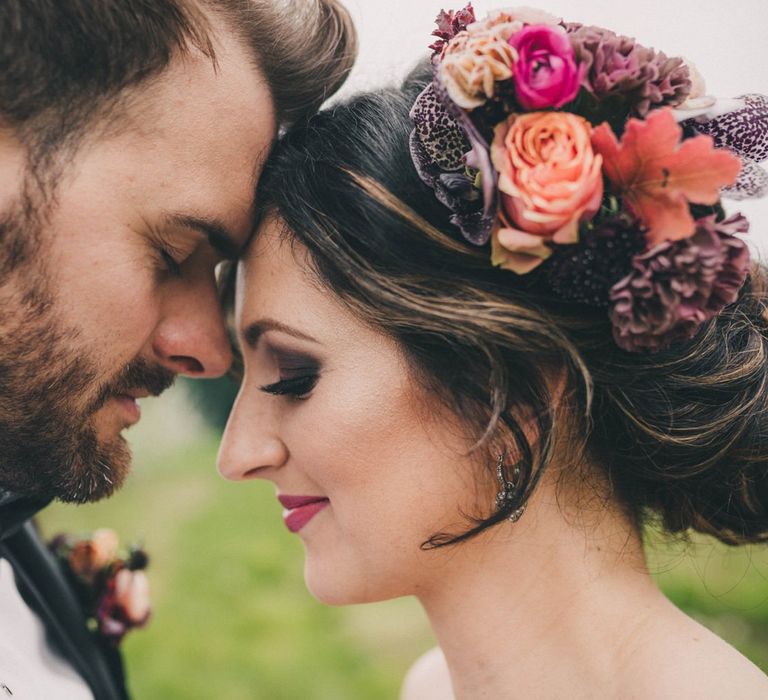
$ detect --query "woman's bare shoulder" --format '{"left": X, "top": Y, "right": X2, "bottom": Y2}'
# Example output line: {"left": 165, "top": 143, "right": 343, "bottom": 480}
{"left": 635, "top": 615, "right": 768, "bottom": 699}
{"left": 400, "top": 647, "right": 455, "bottom": 700}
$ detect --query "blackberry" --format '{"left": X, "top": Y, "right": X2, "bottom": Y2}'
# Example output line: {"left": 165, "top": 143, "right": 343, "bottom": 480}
{"left": 544, "top": 216, "right": 647, "bottom": 307}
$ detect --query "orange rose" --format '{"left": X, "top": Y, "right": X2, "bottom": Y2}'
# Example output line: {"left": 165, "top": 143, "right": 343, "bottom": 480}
{"left": 490, "top": 112, "right": 604, "bottom": 273}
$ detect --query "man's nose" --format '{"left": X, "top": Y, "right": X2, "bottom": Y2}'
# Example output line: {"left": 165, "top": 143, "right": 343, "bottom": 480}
{"left": 151, "top": 265, "right": 233, "bottom": 378}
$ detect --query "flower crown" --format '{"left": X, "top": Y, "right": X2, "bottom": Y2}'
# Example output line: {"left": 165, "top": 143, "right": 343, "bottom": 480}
{"left": 409, "top": 5, "right": 768, "bottom": 351}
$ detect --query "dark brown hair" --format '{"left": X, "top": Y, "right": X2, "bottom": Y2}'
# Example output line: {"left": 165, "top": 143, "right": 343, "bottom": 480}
{"left": 253, "top": 63, "right": 768, "bottom": 548}
{"left": 0, "top": 0, "right": 356, "bottom": 175}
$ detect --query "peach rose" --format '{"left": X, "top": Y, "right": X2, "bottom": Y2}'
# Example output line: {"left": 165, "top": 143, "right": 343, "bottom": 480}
{"left": 490, "top": 111, "right": 604, "bottom": 273}
{"left": 91, "top": 528, "right": 120, "bottom": 568}
{"left": 68, "top": 528, "right": 119, "bottom": 580}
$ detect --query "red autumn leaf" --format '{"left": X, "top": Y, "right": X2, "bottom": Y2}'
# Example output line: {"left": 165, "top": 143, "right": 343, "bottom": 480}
{"left": 592, "top": 108, "right": 741, "bottom": 245}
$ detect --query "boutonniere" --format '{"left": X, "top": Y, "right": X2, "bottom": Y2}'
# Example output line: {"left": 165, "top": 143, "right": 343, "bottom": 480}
{"left": 48, "top": 528, "right": 151, "bottom": 645}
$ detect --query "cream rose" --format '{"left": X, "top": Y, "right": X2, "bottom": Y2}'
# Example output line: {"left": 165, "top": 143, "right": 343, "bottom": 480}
{"left": 439, "top": 27, "right": 518, "bottom": 109}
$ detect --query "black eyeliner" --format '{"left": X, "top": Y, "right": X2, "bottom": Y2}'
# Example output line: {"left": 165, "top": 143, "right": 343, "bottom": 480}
{"left": 260, "top": 373, "right": 318, "bottom": 397}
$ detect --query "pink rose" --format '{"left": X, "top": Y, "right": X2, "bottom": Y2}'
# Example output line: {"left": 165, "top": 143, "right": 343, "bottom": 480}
{"left": 96, "top": 568, "right": 151, "bottom": 642}
{"left": 490, "top": 111, "right": 604, "bottom": 273}
{"left": 114, "top": 569, "right": 151, "bottom": 624}
{"left": 509, "top": 25, "right": 583, "bottom": 110}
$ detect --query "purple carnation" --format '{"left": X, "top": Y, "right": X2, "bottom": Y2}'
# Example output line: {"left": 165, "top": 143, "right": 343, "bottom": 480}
{"left": 567, "top": 24, "right": 691, "bottom": 116}
{"left": 609, "top": 214, "right": 750, "bottom": 352}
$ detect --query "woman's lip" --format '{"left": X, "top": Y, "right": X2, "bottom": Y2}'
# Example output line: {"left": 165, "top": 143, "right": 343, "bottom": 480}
{"left": 278, "top": 495, "right": 330, "bottom": 533}
{"left": 278, "top": 494, "right": 327, "bottom": 509}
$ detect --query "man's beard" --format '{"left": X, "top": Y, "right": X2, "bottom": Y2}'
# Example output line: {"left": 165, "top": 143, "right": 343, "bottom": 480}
{"left": 0, "top": 199, "right": 175, "bottom": 504}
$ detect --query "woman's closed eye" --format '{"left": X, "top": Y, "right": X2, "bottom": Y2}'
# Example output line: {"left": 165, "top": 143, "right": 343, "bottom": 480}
{"left": 260, "top": 373, "right": 319, "bottom": 398}
{"left": 259, "top": 349, "right": 321, "bottom": 399}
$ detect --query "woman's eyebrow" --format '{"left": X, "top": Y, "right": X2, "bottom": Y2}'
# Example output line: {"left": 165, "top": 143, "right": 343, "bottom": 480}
{"left": 241, "top": 318, "right": 320, "bottom": 349}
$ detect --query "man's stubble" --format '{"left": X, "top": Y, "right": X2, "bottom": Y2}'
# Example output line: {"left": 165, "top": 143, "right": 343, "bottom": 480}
{"left": 0, "top": 195, "right": 174, "bottom": 503}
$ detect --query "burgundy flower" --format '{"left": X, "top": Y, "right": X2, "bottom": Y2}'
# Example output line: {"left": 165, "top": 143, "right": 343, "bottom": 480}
{"left": 544, "top": 215, "right": 647, "bottom": 307}
{"left": 567, "top": 24, "right": 691, "bottom": 116}
{"left": 429, "top": 4, "right": 477, "bottom": 58}
{"left": 609, "top": 214, "right": 750, "bottom": 352}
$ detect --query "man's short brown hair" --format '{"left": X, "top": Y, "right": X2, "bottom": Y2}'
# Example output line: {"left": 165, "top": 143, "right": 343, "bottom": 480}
{"left": 0, "top": 0, "right": 356, "bottom": 174}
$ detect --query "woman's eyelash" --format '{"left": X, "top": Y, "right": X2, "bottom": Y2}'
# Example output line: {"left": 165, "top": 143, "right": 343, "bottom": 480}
{"left": 260, "top": 373, "right": 318, "bottom": 398}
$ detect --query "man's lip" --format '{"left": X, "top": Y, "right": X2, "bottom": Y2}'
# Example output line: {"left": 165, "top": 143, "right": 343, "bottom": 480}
{"left": 121, "top": 389, "right": 152, "bottom": 400}
{"left": 278, "top": 494, "right": 328, "bottom": 510}
{"left": 114, "top": 395, "right": 141, "bottom": 425}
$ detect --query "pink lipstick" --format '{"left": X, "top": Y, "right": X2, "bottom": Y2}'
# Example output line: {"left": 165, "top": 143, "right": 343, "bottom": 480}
{"left": 278, "top": 495, "right": 329, "bottom": 533}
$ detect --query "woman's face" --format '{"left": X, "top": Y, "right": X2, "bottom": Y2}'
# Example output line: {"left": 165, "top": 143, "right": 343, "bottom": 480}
{"left": 218, "top": 218, "right": 493, "bottom": 604}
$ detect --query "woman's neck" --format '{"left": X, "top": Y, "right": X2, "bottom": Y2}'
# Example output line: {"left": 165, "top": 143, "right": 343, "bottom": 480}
{"left": 416, "top": 488, "right": 671, "bottom": 699}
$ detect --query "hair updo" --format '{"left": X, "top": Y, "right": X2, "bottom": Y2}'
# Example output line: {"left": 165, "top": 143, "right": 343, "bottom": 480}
{"left": 253, "top": 63, "right": 768, "bottom": 548}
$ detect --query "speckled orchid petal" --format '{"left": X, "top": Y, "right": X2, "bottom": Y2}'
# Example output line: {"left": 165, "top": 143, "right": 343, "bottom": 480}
{"left": 408, "top": 85, "right": 470, "bottom": 211}
{"left": 410, "top": 83, "right": 470, "bottom": 172}
{"left": 408, "top": 83, "right": 495, "bottom": 245}
{"left": 422, "top": 71, "right": 498, "bottom": 245}
{"left": 721, "top": 159, "right": 768, "bottom": 200}
{"left": 431, "top": 71, "right": 497, "bottom": 217}
{"left": 685, "top": 94, "right": 768, "bottom": 163}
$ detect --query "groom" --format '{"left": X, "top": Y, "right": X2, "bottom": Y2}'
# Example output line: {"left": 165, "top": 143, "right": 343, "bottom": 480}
{"left": 0, "top": 1, "right": 355, "bottom": 697}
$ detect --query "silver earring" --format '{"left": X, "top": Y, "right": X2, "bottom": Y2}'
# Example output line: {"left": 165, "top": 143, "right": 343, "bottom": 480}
{"left": 495, "top": 453, "right": 526, "bottom": 523}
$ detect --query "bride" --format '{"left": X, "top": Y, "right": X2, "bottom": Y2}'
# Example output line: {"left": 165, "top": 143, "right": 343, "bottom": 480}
{"left": 218, "top": 6, "right": 768, "bottom": 698}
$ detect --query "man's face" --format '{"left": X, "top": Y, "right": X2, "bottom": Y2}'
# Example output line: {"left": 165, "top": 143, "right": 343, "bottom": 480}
{"left": 0, "top": 28, "right": 276, "bottom": 503}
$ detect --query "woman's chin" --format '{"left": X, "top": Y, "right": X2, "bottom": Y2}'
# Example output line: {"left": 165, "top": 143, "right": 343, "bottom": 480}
{"left": 303, "top": 560, "right": 400, "bottom": 607}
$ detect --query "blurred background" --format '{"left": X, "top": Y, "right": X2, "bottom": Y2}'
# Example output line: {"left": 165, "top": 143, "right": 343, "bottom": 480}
{"left": 40, "top": 1, "right": 768, "bottom": 697}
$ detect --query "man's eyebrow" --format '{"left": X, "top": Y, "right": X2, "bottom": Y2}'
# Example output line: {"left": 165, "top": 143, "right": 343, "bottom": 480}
{"left": 165, "top": 213, "right": 242, "bottom": 259}
{"left": 242, "top": 319, "right": 319, "bottom": 349}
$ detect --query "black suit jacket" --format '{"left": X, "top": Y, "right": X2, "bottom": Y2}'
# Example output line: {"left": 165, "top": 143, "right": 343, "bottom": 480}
{"left": 0, "top": 493, "right": 129, "bottom": 700}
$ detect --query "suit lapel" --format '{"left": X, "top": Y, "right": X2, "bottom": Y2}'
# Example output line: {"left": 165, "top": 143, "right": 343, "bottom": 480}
{"left": 0, "top": 522, "right": 128, "bottom": 700}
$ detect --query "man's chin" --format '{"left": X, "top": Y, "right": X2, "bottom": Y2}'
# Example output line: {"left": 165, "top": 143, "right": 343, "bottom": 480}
{"left": 53, "top": 436, "right": 132, "bottom": 504}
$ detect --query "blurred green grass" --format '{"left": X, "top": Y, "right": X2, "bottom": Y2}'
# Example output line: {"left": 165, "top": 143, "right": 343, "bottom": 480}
{"left": 39, "top": 428, "right": 768, "bottom": 698}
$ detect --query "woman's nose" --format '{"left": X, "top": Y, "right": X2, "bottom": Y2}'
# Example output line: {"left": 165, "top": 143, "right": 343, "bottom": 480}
{"left": 217, "top": 390, "right": 289, "bottom": 481}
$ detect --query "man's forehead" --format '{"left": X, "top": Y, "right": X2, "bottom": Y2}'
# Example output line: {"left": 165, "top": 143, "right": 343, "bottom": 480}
{"left": 117, "top": 41, "right": 274, "bottom": 241}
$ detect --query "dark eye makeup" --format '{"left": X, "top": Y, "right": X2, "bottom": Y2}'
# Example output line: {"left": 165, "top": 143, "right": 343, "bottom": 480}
{"left": 260, "top": 374, "right": 319, "bottom": 398}
{"left": 259, "top": 348, "right": 320, "bottom": 399}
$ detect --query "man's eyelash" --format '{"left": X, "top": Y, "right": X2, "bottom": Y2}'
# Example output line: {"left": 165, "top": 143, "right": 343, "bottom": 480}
{"left": 260, "top": 374, "right": 318, "bottom": 398}
{"left": 159, "top": 248, "right": 183, "bottom": 276}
